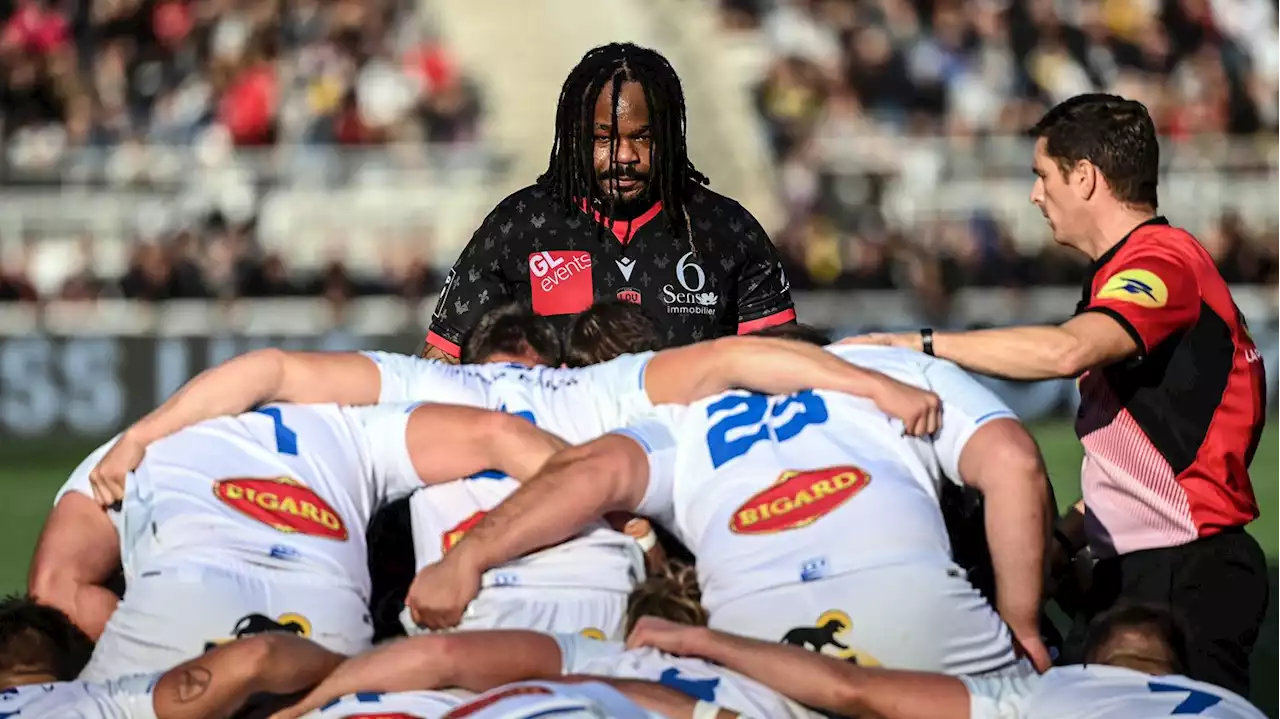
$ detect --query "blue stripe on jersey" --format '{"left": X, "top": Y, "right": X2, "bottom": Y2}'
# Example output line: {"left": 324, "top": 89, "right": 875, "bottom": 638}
{"left": 611, "top": 428, "right": 653, "bottom": 454}
{"left": 973, "top": 410, "right": 1017, "bottom": 425}
{"left": 252, "top": 407, "right": 299, "bottom": 455}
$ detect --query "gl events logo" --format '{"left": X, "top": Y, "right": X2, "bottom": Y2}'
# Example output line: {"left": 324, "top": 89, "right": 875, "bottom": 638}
{"left": 529, "top": 250, "right": 593, "bottom": 316}
{"left": 662, "top": 252, "right": 717, "bottom": 316}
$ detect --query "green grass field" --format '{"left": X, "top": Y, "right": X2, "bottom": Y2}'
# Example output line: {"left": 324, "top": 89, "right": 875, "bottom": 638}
{"left": 0, "top": 422, "right": 1275, "bottom": 713}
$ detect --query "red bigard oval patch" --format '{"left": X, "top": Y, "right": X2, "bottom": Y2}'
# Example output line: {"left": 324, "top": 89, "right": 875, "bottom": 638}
{"left": 729, "top": 466, "right": 871, "bottom": 535}
{"left": 211, "top": 477, "right": 349, "bottom": 541}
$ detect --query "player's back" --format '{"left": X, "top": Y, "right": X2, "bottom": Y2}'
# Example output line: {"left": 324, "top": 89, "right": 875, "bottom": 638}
{"left": 305, "top": 689, "right": 468, "bottom": 718}
{"left": 643, "top": 386, "right": 953, "bottom": 611}
{"left": 967, "top": 665, "right": 1266, "bottom": 719}
{"left": 556, "top": 634, "right": 815, "bottom": 718}
{"left": 128, "top": 402, "right": 392, "bottom": 593}
{"left": 0, "top": 676, "right": 156, "bottom": 718}
{"left": 367, "top": 351, "right": 656, "bottom": 443}
{"left": 373, "top": 352, "right": 657, "bottom": 599}
{"left": 441, "top": 682, "right": 660, "bottom": 719}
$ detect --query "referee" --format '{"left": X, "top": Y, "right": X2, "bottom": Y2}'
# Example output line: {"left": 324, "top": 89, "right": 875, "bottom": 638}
{"left": 848, "top": 94, "right": 1268, "bottom": 695}
{"left": 420, "top": 42, "right": 795, "bottom": 361}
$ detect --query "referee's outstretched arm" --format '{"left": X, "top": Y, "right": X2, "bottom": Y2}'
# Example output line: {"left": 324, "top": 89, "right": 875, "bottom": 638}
{"left": 845, "top": 312, "right": 1140, "bottom": 381}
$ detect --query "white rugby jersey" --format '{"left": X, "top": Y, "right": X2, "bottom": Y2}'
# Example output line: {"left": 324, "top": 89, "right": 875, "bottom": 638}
{"left": 362, "top": 352, "right": 656, "bottom": 444}
{"left": 554, "top": 633, "right": 815, "bottom": 719}
{"left": 57, "top": 403, "right": 431, "bottom": 600}
{"left": 365, "top": 352, "right": 657, "bottom": 592}
{"left": 304, "top": 689, "right": 467, "bottom": 718}
{"left": 963, "top": 664, "right": 1266, "bottom": 719}
{"left": 616, "top": 345, "right": 1019, "bottom": 613}
{"left": 0, "top": 675, "right": 159, "bottom": 718}
{"left": 304, "top": 683, "right": 658, "bottom": 719}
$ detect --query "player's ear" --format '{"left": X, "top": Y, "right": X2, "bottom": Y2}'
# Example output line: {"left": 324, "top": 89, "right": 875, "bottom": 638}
{"left": 1073, "top": 159, "right": 1097, "bottom": 201}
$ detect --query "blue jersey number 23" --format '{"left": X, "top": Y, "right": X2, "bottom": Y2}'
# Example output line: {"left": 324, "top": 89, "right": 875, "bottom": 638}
{"left": 705, "top": 390, "right": 829, "bottom": 469}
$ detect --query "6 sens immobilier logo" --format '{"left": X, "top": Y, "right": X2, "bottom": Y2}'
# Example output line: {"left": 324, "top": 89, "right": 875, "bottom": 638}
{"left": 730, "top": 466, "right": 871, "bottom": 534}
{"left": 212, "top": 476, "right": 349, "bottom": 540}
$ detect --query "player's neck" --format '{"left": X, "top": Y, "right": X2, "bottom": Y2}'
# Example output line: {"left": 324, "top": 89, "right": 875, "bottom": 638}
{"left": 1081, "top": 206, "right": 1159, "bottom": 261}
{"left": 0, "top": 670, "right": 58, "bottom": 688}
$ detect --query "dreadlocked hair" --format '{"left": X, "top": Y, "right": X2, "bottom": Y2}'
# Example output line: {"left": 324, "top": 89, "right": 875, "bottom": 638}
{"left": 537, "top": 42, "right": 708, "bottom": 252}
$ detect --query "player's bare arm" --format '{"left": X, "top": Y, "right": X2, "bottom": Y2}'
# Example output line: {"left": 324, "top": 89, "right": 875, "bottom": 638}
{"left": 646, "top": 336, "right": 942, "bottom": 436}
{"left": 27, "top": 492, "right": 121, "bottom": 639}
{"left": 402, "top": 404, "right": 570, "bottom": 486}
{"left": 152, "top": 634, "right": 344, "bottom": 719}
{"left": 955, "top": 418, "right": 1054, "bottom": 671}
{"left": 408, "top": 434, "right": 648, "bottom": 629}
{"left": 841, "top": 312, "right": 1139, "bottom": 381}
{"left": 270, "top": 631, "right": 564, "bottom": 719}
{"left": 91, "top": 349, "right": 382, "bottom": 502}
{"left": 627, "top": 617, "right": 968, "bottom": 719}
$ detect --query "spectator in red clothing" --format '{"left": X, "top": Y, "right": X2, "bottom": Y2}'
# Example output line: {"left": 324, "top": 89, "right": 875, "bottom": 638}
{"left": 1, "top": 0, "right": 67, "bottom": 55}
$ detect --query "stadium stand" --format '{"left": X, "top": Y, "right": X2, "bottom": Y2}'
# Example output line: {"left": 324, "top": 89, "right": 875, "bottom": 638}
{"left": 0, "top": 0, "right": 1274, "bottom": 310}
{"left": 0, "top": 0, "right": 493, "bottom": 300}
{"left": 717, "top": 0, "right": 1278, "bottom": 292}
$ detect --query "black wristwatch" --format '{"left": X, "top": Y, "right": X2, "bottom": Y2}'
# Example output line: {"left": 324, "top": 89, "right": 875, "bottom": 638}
{"left": 920, "top": 328, "right": 935, "bottom": 356}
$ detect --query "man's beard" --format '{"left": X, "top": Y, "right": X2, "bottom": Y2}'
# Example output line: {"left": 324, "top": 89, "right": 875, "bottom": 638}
{"left": 594, "top": 175, "right": 653, "bottom": 220}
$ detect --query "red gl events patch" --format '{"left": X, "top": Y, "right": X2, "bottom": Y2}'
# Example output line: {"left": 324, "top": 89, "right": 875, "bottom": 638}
{"left": 529, "top": 250, "right": 593, "bottom": 316}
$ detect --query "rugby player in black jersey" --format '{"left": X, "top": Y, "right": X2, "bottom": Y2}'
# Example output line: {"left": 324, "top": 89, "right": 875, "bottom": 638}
{"left": 423, "top": 42, "right": 795, "bottom": 361}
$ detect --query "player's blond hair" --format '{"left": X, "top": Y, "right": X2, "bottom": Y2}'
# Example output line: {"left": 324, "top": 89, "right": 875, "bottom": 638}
{"left": 624, "top": 561, "right": 708, "bottom": 633}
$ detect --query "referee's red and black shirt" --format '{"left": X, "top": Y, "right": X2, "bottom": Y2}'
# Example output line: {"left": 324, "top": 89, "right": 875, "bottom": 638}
{"left": 1073, "top": 217, "right": 1266, "bottom": 557}
{"left": 424, "top": 184, "right": 796, "bottom": 357}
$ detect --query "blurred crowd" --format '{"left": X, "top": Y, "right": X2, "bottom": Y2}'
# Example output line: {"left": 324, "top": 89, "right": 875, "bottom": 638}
{"left": 1, "top": 0, "right": 1277, "bottom": 307}
{"left": 0, "top": 220, "right": 446, "bottom": 303}
{"left": 723, "top": 0, "right": 1279, "bottom": 291}
{"left": 0, "top": 0, "right": 484, "bottom": 185}
{"left": 0, "top": 0, "right": 486, "bottom": 304}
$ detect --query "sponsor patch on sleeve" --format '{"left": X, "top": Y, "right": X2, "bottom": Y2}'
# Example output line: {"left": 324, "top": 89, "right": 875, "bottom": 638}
{"left": 1095, "top": 269, "right": 1168, "bottom": 308}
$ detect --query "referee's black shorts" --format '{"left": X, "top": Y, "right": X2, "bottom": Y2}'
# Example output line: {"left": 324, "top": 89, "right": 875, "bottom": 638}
{"left": 1086, "top": 528, "right": 1270, "bottom": 696}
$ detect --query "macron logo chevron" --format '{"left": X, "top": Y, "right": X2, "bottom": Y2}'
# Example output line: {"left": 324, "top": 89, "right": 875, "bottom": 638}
{"left": 616, "top": 256, "right": 636, "bottom": 282}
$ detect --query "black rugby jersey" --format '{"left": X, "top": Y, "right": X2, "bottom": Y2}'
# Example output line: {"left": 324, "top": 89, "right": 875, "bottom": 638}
{"left": 425, "top": 184, "right": 796, "bottom": 357}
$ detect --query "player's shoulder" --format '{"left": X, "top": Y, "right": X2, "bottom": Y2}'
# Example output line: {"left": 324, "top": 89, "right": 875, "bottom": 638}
{"left": 1110, "top": 218, "right": 1203, "bottom": 268}
{"left": 824, "top": 343, "right": 934, "bottom": 380}
{"left": 490, "top": 183, "right": 561, "bottom": 216}
{"left": 1036, "top": 666, "right": 1263, "bottom": 717}
{"left": 686, "top": 186, "right": 767, "bottom": 231}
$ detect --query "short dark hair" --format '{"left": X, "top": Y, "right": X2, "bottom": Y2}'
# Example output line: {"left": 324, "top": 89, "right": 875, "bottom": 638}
{"left": 1029, "top": 94, "right": 1159, "bottom": 209}
{"left": 1082, "top": 602, "right": 1189, "bottom": 673}
{"left": 460, "top": 302, "right": 562, "bottom": 365}
{"left": 748, "top": 322, "right": 830, "bottom": 346}
{"left": 563, "top": 300, "right": 665, "bottom": 367}
{"left": 0, "top": 595, "right": 93, "bottom": 680}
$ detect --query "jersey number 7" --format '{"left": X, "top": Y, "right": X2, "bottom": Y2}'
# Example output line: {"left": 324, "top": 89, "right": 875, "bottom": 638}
{"left": 705, "top": 391, "right": 829, "bottom": 469}
{"left": 1148, "top": 682, "right": 1223, "bottom": 715}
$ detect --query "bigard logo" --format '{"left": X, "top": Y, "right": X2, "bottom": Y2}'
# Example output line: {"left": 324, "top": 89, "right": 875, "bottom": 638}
{"left": 212, "top": 477, "right": 348, "bottom": 540}
{"left": 441, "top": 510, "right": 488, "bottom": 554}
{"left": 730, "top": 466, "right": 871, "bottom": 534}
